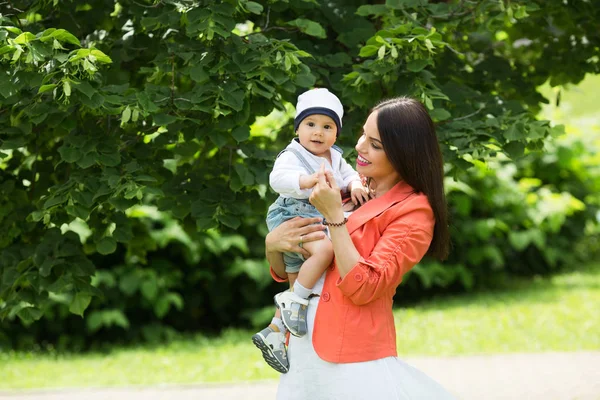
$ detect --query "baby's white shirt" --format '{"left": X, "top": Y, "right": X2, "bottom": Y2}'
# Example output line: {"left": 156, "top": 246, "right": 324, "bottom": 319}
{"left": 269, "top": 138, "right": 360, "bottom": 199}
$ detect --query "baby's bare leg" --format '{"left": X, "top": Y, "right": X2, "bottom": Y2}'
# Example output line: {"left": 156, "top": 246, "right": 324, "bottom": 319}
{"left": 287, "top": 272, "right": 298, "bottom": 290}
{"left": 273, "top": 243, "right": 333, "bottom": 337}
{"left": 296, "top": 239, "right": 333, "bottom": 289}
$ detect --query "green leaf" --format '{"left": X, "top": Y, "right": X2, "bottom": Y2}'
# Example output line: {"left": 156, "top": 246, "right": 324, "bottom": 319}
{"left": 136, "top": 91, "right": 159, "bottom": 112}
{"left": 40, "top": 258, "right": 60, "bottom": 277}
{"left": 96, "top": 237, "right": 117, "bottom": 255}
{"left": 209, "top": 131, "right": 228, "bottom": 148}
{"left": 1, "top": 137, "right": 26, "bottom": 150}
{"left": 221, "top": 89, "right": 244, "bottom": 111}
{"left": 134, "top": 174, "right": 157, "bottom": 182}
{"left": 109, "top": 197, "right": 137, "bottom": 211}
{"left": 29, "top": 211, "right": 44, "bottom": 222}
{"left": 98, "top": 152, "right": 121, "bottom": 167}
{"left": 43, "top": 194, "right": 67, "bottom": 209}
{"left": 386, "top": 0, "right": 425, "bottom": 8}
{"left": 217, "top": 213, "right": 241, "bottom": 229}
{"left": 504, "top": 124, "right": 523, "bottom": 141}
{"left": 69, "top": 292, "right": 92, "bottom": 317}
{"left": 154, "top": 114, "right": 178, "bottom": 126}
{"left": 356, "top": 4, "right": 388, "bottom": 16}
{"left": 77, "top": 152, "right": 97, "bottom": 169}
{"left": 58, "top": 145, "right": 82, "bottom": 163}
{"left": 121, "top": 106, "right": 132, "bottom": 124}
{"left": 141, "top": 279, "right": 158, "bottom": 301}
{"left": 514, "top": 5, "right": 529, "bottom": 19}
{"left": 119, "top": 272, "right": 141, "bottom": 296}
{"left": 63, "top": 80, "right": 72, "bottom": 97}
{"left": 528, "top": 123, "right": 547, "bottom": 140}
{"left": 430, "top": 108, "right": 451, "bottom": 121}
{"left": 190, "top": 65, "right": 209, "bottom": 83}
{"left": 66, "top": 204, "right": 90, "bottom": 220}
{"left": 504, "top": 142, "right": 525, "bottom": 159}
{"left": 14, "top": 32, "right": 36, "bottom": 44}
{"left": 234, "top": 163, "right": 254, "bottom": 186}
{"left": 73, "top": 80, "right": 96, "bottom": 98}
{"left": 359, "top": 45, "right": 379, "bottom": 57}
{"left": 155, "top": 292, "right": 184, "bottom": 318}
{"left": 17, "top": 306, "right": 43, "bottom": 323}
{"left": 90, "top": 49, "right": 112, "bottom": 63}
{"left": 407, "top": 58, "right": 430, "bottom": 72}
{"left": 38, "top": 84, "right": 57, "bottom": 94}
{"left": 113, "top": 224, "right": 134, "bottom": 243}
{"left": 424, "top": 95, "right": 433, "bottom": 110}
{"left": 287, "top": 19, "right": 327, "bottom": 39}
{"left": 0, "top": 45, "right": 15, "bottom": 56}
{"left": 41, "top": 29, "right": 81, "bottom": 46}
{"left": 549, "top": 124, "right": 565, "bottom": 138}
{"left": 231, "top": 126, "right": 250, "bottom": 142}
{"left": 245, "top": 1, "right": 263, "bottom": 14}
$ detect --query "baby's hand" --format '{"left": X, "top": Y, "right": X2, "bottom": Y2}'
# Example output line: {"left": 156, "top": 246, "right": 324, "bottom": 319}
{"left": 342, "top": 200, "right": 357, "bottom": 212}
{"left": 350, "top": 181, "right": 370, "bottom": 205}
{"left": 299, "top": 173, "right": 319, "bottom": 190}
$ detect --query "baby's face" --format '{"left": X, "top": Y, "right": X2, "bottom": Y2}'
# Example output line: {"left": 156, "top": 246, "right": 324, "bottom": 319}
{"left": 296, "top": 114, "right": 337, "bottom": 158}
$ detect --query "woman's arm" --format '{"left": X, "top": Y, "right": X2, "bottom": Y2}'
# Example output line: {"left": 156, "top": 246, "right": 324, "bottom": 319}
{"left": 309, "top": 165, "right": 360, "bottom": 279}
{"left": 265, "top": 216, "right": 326, "bottom": 281}
{"left": 310, "top": 164, "right": 433, "bottom": 305}
{"left": 266, "top": 234, "right": 287, "bottom": 280}
{"left": 336, "top": 218, "right": 432, "bottom": 305}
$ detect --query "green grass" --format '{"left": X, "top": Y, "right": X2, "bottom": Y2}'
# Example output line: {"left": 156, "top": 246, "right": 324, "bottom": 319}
{"left": 1, "top": 263, "right": 599, "bottom": 390}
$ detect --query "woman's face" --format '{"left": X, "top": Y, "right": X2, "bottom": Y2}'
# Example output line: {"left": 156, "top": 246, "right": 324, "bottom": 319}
{"left": 355, "top": 111, "right": 400, "bottom": 183}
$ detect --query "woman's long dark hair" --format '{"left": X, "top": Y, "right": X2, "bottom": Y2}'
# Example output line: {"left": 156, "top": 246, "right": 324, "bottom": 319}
{"left": 373, "top": 97, "right": 450, "bottom": 260}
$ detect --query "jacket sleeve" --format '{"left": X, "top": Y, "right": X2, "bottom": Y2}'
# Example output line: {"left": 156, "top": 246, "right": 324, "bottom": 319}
{"left": 269, "top": 152, "right": 312, "bottom": 198}
{"left": 270, "top": 266, "right": 288, "bottom": 282}
{"left": 339, "top": 158, "right": 360, "bottom": 192}
{"left": 336, "top": 217, "right": 433, "bottom": 306}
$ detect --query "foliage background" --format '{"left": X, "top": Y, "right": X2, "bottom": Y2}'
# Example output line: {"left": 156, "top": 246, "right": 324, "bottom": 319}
{"left": 0, "top": 0, "right": 598, "bottom": 349}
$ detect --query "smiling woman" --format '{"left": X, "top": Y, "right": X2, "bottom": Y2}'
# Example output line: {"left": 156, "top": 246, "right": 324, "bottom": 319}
{"left": 263, "top": 96, "right": 453, "bottom": 399}
{"left": 355, "top": 111, "right": 401, "bottom": 195}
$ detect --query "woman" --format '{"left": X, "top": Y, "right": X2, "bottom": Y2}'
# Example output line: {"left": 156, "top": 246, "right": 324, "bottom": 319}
{"left": 265, "top": 97, "right": 455, "bottom": 399}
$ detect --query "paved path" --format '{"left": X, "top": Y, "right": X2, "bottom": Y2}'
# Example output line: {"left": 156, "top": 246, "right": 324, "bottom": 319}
{"left": 1, "top": 352, "right": 599, "bottom": 400}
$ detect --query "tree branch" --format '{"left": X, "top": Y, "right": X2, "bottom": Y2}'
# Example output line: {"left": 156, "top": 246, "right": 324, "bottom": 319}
{"left": 130, "top": 0, "right": 163, "bottom": 8}
{"left": 242, "top": 26, "right": 298, "bottom": 38}
{"left": 170, "top": 54, "right": 175, "bottom": 107}
{"left": 6, "top": 0, "right": 24, "bottom": 29}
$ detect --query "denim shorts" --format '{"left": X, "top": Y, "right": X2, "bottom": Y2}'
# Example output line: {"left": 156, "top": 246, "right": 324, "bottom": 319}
{"left": 266, "top": 197, "right": 323, "bottom": 274}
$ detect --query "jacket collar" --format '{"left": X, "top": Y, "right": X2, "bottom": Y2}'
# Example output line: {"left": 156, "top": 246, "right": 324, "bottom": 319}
{"left": 346, "top": 180, "right": 416, "bottom": 235}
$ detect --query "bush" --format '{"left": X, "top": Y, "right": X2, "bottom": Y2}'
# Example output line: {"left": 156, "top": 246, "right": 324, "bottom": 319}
{"left": 1, "top": 1, "right": 599, "bottom": 348}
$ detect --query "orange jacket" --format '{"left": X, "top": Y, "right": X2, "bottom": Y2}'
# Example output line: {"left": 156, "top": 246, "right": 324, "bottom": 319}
{"left": 270, "top": 180, "right": 435, "bottom": 363}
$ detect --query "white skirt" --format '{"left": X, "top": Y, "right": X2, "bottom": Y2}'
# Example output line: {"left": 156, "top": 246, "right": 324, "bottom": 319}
{"left": 277, "top": 275, "right": 457, "bottom": 400}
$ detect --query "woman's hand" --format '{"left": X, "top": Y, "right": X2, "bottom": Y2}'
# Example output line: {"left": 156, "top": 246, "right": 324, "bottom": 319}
{"left": 310, "top": 164, "right": 345, "bottom": 223}
{"left": 266, "top": 216, "right": 325, "bottom": 258}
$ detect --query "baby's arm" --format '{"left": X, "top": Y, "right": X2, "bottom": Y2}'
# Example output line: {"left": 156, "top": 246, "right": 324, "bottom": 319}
{"left": 348, "top": 180, "right": 370, "bottom": 206}
{"left": 339, "top": 157, "right": 369, "bottom": 205}
{"left": 270, "top": 152, "right": 312, "bottom": 197}
{"left": 299, "top": 173, "right": 319, "bottom": 190}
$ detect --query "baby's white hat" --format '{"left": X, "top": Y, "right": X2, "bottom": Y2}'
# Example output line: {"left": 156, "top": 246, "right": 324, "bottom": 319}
{"left": 294, "top": 88, "right": 344, "bottom": 135}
